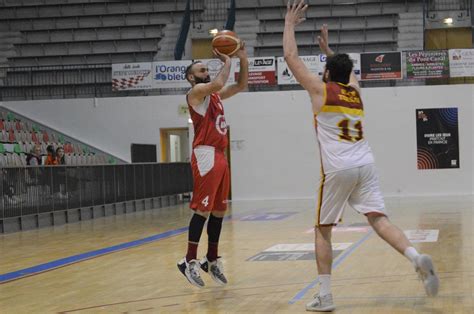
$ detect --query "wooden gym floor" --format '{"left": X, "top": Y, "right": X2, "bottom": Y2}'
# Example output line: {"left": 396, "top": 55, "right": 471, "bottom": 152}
{"left": 1, "top": 196, "right": 473, "bottom": 313}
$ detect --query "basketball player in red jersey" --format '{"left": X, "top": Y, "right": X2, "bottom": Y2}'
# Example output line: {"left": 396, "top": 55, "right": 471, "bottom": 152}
{"left": 177, "top": 43, "right": 248, "bottom": 288}
{"left": 284, "top": 0, "right": 439, "bottom": 311}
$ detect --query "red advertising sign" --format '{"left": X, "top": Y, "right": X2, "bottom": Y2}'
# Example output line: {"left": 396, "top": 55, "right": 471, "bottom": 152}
{"left": 235, "top": 57, "right": 276, "bottom": 85}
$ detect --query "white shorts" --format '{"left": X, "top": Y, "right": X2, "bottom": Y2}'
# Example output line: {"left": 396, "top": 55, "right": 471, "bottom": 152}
{"left": 316, "top": 163, "right": 387, "bottom": 226}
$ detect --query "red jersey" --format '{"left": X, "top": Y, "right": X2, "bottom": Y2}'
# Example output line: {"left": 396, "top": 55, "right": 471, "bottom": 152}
{"left": 188, "top": 92, "right": 228, "bottom": 150}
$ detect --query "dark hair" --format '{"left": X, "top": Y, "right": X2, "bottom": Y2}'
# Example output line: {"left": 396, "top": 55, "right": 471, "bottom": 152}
{"left": 56, "top": 147, "right": 65, "bottom": 164}
{"left": 325, "top": 54, "right": 353, "bottom": 84}
{"left": 46, "top": 145, "right": 55, "bottom": 154}
{"left": 185, "top": 61, "right": 202, "bottom": 83}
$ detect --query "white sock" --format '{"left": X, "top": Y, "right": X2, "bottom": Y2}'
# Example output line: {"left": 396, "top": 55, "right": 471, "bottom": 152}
{"left": 318, "top": 274, "right": 331, "bottom": 296}
{"left": 404, "top": 246, "right": 420, "bottom": 265}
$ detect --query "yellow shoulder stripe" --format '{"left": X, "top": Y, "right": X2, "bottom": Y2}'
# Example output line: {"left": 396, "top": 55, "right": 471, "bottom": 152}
{"left": 322, "top": 83, "right": 327, "bottom": 106}
{"left": 321, "top": 105, "right": 364, "bottom": 116}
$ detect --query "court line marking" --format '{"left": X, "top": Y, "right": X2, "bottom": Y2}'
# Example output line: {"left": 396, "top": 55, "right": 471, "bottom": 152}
{"left": 0, "top": 227, "right": 189, "bottom": 284}
{"left": 60, "top": 281, "right": 314, "bottom": 312}
{"left": 288, "top": 230, "right": 374, "bottom": 304}
{"left": 0, "top": 214, "right": 236, "bottom": 284}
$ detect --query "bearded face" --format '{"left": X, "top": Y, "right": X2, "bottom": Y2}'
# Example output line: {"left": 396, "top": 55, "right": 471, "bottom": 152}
{"left": 194, "top": 75, "right": 211, "bottom": 84}
{"left": 190, "top": 64, "right": 211, "bottom": 84}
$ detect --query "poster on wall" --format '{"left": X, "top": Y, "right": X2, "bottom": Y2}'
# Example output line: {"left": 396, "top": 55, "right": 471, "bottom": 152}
{"left": 152, "top": 60, "right": 189, "bottom": 88}
{"left": 360, "top": 52, "right": 402, "bottom": 80}
{"left": 406, "top": 50, "right": 449, "bottom": 79}
{"left": 277, "top": 55, "right": 319, "bottom": 85}
{"left": 416, "top": 108, "right": 459, "bottom": 169}
{"left": 448, "top": 49, "right": 474, "bottom": 77}
{"left": 112, "top": 62, "right": 153, "bottom": 91}
{"left": 235, "top": 57, "right": 276, "bottom": 85}
{"left": 317, "top": 53, "right": 361, "bottom": 80}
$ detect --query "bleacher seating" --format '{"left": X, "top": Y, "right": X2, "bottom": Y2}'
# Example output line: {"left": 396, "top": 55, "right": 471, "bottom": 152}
{"left": 234, "top": 0, "right": 423, "bottom": 56}
{"left": 0, "top": 108, "right": 116, "bottom": 167}
{"left": 0, "top": 0, "right": 204, "bottom": 98}
{"left": 0, "top": 0, "right": 185, "bottom": 66}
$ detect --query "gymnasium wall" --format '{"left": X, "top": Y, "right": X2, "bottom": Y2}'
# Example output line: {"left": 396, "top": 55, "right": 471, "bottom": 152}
{"left": 2, "top": 84, "right": 473, "bottom": 199}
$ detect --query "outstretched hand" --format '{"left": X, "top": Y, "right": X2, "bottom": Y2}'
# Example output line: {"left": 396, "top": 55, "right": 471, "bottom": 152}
{"left": 285, "top": 0, "right": 308, "bottom": 26}
{"left": 234, "top": 41, "right": 247, "bottom": 59}
{"left": 213, "top": 48, "right": 231, "bottom": 63}
{"left": 317, "top": 24, "right": 334, "bottom": 56}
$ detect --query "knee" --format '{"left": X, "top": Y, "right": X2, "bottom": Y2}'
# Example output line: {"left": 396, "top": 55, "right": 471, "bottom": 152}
{"left": 211, "top": 210, "right": 226, "bottom": 218}
{"left": 195, "top": 210, "right": 210, "bottom": 219}
{"left": 315, "top": 225, "right": 333, "bottom": 240}
{"left": 367, "top": 213, "right": 389, "bottom": 230}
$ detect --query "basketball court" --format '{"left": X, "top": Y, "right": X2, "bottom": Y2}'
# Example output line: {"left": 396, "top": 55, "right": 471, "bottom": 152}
{"left": 1, "top": 196, "right": 472, "bottom": 313}
{"left": 1, "top": 0, "right": 473, "bottom": 313}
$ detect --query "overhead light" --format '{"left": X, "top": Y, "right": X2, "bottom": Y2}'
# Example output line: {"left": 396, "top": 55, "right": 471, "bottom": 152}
{"left": 209, "top": 28, "right": 218, "bottom": 36}
{"left": 443, "top": 17, "right": 453, "bottom": 25}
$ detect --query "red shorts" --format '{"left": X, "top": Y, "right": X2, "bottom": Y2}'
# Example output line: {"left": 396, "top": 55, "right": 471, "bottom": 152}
{"left": 190, "top": 146, "right": 230, "bottom": 212}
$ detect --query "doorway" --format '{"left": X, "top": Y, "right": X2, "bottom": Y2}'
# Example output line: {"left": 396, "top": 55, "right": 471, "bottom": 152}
{"left": 160, "top": 128, "right": 190, "bottom": 162}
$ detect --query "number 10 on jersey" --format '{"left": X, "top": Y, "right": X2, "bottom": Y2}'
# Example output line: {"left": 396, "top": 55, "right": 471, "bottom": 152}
{"left": 338, "top": 119, "right": 363, "bottom": 142}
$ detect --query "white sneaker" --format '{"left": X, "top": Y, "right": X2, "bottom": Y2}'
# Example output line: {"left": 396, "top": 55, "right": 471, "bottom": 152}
{"left": 306, "top": 293, "right": 335, "bottom": 312}
{"left": 415, "top": 254, "right": 439, "bottom": 296}
{"left": 200, "top": 256, "right": 227, "bottom": 285}
{"left": 177, "top": 258, "right": 205, "bottom": 288}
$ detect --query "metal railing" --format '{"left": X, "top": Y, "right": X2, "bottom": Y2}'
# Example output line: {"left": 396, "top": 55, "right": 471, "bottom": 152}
{"left": 427, "top": 0, "right": 471, "bottom": 11}
{"left": 201, "top": 0, "right": 229, "bottom": 22}
{"left": 2, "top": 64, "right": 111, "bottom": 87}
{"left": 0, "top": 163, "right": 192, "bottom": 222}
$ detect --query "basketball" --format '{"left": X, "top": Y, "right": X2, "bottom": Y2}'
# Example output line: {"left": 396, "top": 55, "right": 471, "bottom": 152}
{"left": 212, "top": 30, "right": 241, "bottom": 56}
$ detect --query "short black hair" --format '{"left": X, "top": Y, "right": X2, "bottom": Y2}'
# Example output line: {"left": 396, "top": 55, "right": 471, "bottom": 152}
{"left": 325, "top": 54, "right": 353, "bottom": 84}
{"left": 46, "top": 145, "right": 55, "bottom": 154}
{"left": 185, "top": 61, "right": 202, "bottom": 82}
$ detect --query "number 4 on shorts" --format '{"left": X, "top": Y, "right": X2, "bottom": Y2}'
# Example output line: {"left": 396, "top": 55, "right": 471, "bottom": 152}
{"left": 201, "top": 196, "right": 209, "bottom": 207}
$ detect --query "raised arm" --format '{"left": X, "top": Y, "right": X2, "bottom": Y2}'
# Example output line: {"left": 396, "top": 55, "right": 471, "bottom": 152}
{"left": 188, "top": 50, "right": 232, "bottom": 107}
{"left": 318, "top": 24, "right": 360, "bottom": 91}
{"left": 283, "top": 0, "right": 324, "bottom": 97}
{"left": 219, "top": 42, "right": 249, "bottom": 100}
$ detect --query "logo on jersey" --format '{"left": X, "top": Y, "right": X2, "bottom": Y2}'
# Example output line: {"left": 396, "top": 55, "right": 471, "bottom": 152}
{"left": 215, "top": 114, "right": 228, "bottom": 135}
{"left": 215, "top": 96, "right": 223, "bottom": 111}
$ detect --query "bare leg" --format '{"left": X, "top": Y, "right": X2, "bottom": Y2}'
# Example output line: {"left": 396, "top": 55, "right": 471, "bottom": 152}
{"left": 196, "top": 209, "right": 210, "bottom": 219}
{"left": 210, "top": 209, "right": 226, "bottom": 218}
{"left": 315, "top": 225, "right": 333, "bottom": 274}
{"left": 306, "top": 225, "right": 336, "bottom": 311}
{"left": 366, "top": 213, "right": 411, "bottom": 255}
{"left": 366, "top": 213, "right": 439, "bottom": 296}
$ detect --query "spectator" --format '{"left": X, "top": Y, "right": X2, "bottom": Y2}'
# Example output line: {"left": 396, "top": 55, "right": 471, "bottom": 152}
{"left": 56, "top": 147, "right": 65, "bottom": 165}
{"left": 26, "top": 144, "right": 42, "bottom": 166}
{"left": 45, "top": 145, "right": 58, "bottom": 165}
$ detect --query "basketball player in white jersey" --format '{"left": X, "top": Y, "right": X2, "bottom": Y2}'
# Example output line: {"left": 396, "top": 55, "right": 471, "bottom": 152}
{"left": 283, "top": 0, "right": 439, "bottom": 311}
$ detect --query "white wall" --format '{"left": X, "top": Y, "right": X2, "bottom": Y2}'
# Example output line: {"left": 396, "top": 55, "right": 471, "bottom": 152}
{"left": 224, "top": 86, "right": 474, "bottom": 199}
{"left": 361, "top": 85, "right": 473, "bottom": 197}
{"left": 1, "top": 96, "right": 190, "bottom": 163}
{"left": 2, "top": 84, "right": 473, "bottom": 199}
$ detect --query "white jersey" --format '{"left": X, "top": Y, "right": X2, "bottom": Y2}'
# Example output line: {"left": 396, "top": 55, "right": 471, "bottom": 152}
{"left": 315, "top": 82, "right": 374, "bottom": 174}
